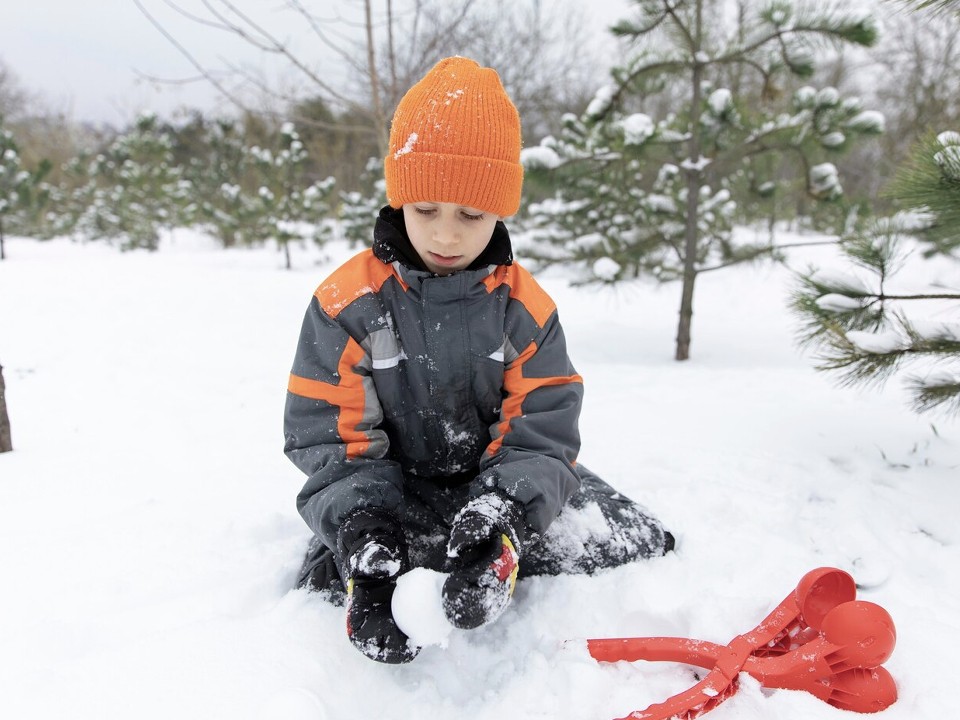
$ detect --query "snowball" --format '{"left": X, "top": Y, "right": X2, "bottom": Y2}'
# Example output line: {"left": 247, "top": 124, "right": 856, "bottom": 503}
{"left": 391, "top": 568, "right": 454, "bottom": 648}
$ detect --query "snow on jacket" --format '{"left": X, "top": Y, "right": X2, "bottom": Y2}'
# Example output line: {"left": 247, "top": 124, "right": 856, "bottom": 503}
{"left": 284, "top": 209, "right": 584, "bottom": 552}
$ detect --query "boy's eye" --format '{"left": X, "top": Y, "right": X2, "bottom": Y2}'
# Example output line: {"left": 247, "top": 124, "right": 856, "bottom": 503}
{"left": 414, "top": 207, "right": 436, "bottom": 216}
{"left": 461, "top": 211, "right": 484, "bottom": 221}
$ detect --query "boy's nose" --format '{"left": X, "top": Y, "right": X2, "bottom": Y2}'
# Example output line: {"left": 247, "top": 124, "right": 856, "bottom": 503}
{"left": 432, "top": 223, "right": 460, "bottom": 246}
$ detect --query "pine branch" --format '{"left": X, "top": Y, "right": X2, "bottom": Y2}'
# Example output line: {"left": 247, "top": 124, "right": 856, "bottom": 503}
{"left": 814, "top": 329, "right": 905, "bottom": 388}
{"left": 878, "top": 292, "right": 960, "bottom": 300}
{"left": 909, "top": 376, "right": 960, "bottom": 415}
{"left": 888, "top": 132, "right": 960, "bottom": 255}
{"left": 699, "top": 238, "right": 837, "bottom": 273}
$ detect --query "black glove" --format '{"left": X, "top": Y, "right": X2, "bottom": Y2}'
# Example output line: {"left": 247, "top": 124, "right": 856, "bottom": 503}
{"left": 337, "top": 509, "right": 420, "bottom": 664}
{"left": 442, "top": 493, "right": 523, "bottom": 630}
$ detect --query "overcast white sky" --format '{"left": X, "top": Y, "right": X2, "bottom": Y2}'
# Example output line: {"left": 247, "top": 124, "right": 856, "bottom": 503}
{"left": 0, "top": 0, "right": 632, "bottom": 125}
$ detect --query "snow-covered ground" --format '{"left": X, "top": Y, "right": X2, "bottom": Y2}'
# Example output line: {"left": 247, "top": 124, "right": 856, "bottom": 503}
{"left": 1, "top": 230, "right": 957, "bottom": 720}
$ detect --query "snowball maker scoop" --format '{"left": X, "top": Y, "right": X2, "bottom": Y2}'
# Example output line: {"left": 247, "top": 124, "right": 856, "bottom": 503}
{"left": 587, "top": 567, "right": 897, "bottom": 720}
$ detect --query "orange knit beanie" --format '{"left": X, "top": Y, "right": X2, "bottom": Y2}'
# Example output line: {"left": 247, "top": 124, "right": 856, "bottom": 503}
{"left": 384, "top": 56, "right": 524, "bottom": 217}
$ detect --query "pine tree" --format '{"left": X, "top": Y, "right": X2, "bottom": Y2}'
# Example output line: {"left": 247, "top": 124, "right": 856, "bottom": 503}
{"left": 793, "top": 135, "right": 960, "bottom": 415}
{"left": 74, "top": 114, "right": 192, "bottom": 250}
{"left": 246, "top": 122, "right": 336, "bottom": 270}
{"left": 890, "top": 132, "right": 960, "bottom": 256}
{"left": 792, "top": 0, "right": 960, "bottom": 416}
{"left": 339, "top": 157, "right": 386, "bottom": 248}
{"left": 0, "top": 118, "right": 34, "bottom": 260}
{"left": 186, "top": 118, "right": 266, "bottom": 249}
{"left": 521, "top": 0, "right": 881, "bottom": 360}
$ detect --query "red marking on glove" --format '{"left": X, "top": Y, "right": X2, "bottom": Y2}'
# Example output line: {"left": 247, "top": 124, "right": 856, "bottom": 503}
{"left": 491, "top": 536, "right": 518, "bottom": 582}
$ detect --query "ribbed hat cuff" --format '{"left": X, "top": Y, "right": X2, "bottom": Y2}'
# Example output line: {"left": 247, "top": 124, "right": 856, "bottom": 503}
{"left": 384, "top": 152, "right": 524, "bottom": 218}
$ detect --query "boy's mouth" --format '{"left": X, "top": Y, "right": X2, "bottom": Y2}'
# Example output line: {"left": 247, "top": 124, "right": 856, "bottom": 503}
{"left": 429, "top": 252, "right": 462, "bottom": 267}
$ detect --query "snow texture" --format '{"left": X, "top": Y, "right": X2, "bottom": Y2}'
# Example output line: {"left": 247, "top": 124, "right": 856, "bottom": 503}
{"left": 1, "top": 231, "right": 959, "bottom": 720}
{"left": 586, "top": 84, "right": 617, "bottom": 119}
{"left": 810, "top": 162, "right": 841, "bottom": 196}
{"left": 815, "top": 293, "right": 864, "bottom": 312}
{"left": 845, "top": 330, "right": 907, "bottom": 354}
{"left": 394, "top": 132, "right": 418, "bottom": 159}
{"left": 592, "top": 257, "right": 621, "bottom": 281}
{"left": 520, "top": 145, "right": 562, "bottom": 170}
{"left": 619, "top": 114, "right": 655, "bottom": 145}
{"left": 707, "top": 89, "right": 732, "bottom": 116}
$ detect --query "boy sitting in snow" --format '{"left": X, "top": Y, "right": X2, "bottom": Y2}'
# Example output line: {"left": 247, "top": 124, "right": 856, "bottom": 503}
{"left": 284, "top": 56, "right": 674, "bottom": 664}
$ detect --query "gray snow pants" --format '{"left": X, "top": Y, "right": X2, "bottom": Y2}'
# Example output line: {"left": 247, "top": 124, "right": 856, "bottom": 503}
{"left": 296, "top": 465, "right": 674, "bottom": 599}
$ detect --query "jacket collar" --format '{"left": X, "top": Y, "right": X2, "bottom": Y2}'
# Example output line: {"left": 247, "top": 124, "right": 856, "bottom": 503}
{"left": 372, "top": 205, "right": 513, "bottom": 273}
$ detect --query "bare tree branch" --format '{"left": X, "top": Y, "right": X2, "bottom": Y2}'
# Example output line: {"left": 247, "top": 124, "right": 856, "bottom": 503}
{"left": 132, "top": 0, "right": 252, "bottom": 113}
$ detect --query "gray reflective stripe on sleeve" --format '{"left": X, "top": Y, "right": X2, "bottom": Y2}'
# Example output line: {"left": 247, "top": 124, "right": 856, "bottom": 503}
{"left": 361, "top": 327, "right": 407, "bottom": 370}
{"left": 356, "top": 350, "right": 389, "bottom": 456}
{"left": 360, "top": 372, "right": 389, "bottom": 457}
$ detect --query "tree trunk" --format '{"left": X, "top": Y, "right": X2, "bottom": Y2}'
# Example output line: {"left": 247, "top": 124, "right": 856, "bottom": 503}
{"left": 0, "top": 363, "right": 12, "bottom": 453}
{"left": 675, "top": 0, "right": 705, "bottom": 362}
{"left": 1, "top": 216, "right": 6, "bottom": 261}
{"left": 364, "top": 0, "right": 389, "bottom": 157}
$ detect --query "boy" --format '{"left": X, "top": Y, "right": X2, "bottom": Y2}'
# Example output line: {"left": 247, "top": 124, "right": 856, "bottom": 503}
{"left": 284, "top": 56, "right": 673, "bottom": 664}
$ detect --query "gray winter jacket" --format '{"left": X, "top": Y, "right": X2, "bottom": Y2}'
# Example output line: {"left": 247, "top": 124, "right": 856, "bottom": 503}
{"left": 284, "top": 215, "right": 583, "bottom": 553}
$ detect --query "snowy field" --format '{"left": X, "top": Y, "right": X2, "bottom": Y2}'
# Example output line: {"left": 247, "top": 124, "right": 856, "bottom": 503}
{"left": 1, "top": 229, "right": 957, "bottom": 720}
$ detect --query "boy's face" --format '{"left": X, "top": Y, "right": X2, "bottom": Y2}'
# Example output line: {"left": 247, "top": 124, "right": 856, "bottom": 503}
{"left": 402, "top": 202, "right": 500, "bottom": 275}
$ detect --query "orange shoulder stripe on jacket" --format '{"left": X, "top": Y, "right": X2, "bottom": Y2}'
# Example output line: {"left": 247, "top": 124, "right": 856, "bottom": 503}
{"left": 315, "top": 249, "right": 407, "bottom": 319}
{"left": 483, "top": 264, "right": 557, "bottom": 328}
{"left": 486, "top": 341, "right": 583, "bottom": 456}
{"left": 287, "top": 338, "right": 371, "bottom": 458}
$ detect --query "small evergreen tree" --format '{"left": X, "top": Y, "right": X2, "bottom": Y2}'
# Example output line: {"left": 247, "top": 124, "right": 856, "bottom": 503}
{"left": 74, "top": 114, "right": 192, "bottom": 250}
{"left": 793, "top": 132, "right": 960, "bottom": 415}
{"left": 339, "top": 157, "right": 386, "bottom": 247}
{"left": 522, "top": 0, "right": 881, "bottom": 360}
{"left": 246, "top": 122, "right": 336, "bottom": 269}
{"left": 793, "top": 0, "right": 960, "bottom": 416}
{"left": 0, "top": 118, "right": 34, "bottom": 259}
{"left": 186, "top": 118, "right": 265, "bottom": 249}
